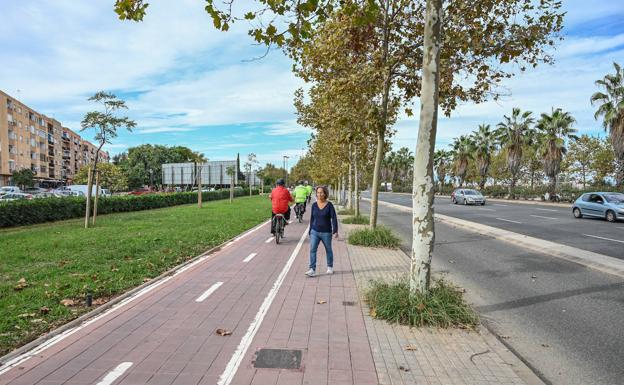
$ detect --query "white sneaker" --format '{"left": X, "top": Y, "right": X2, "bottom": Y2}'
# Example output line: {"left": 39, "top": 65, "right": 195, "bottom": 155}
{"left": 305, "top": 269, "right": 315, "bottom": 277}
{"left": 326, "top": 267, "right": 333, "bottom": 275}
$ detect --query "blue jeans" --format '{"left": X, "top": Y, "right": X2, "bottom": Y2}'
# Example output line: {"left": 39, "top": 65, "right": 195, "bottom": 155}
{"left": 309, "top": 230, "right": 333, "bottom": 270}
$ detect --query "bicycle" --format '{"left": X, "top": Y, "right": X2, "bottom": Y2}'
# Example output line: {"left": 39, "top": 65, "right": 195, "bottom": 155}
{"left": 273, "top": 213, "right": 286, "bottom": 244}
{"left": 294, "top": 203, "right": 305, "bottom": 223}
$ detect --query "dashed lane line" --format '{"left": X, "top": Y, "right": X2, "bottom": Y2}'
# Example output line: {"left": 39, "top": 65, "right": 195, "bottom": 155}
{"left": 493, "top": 204, "right": 508, "bottom": 207}
{"left": 583, "top": 234, "right": 624, "bottom": 244}
{"left": 479, "top": 208, "right": 496, "bottom": 211}
{"left": 195, "top": 282, "right": 224, "bottom": 302}
{"left": 496, "top": 217, "right": 522, "bottom": 224}
{"left": 243, "top": 253, "right": 258, "bottom": 263}
{"left": 530, "top": 215, "right": 558, "bottom": 220}
{"left": 535, "top": 208, "right": 559, "bottom": 212}
{"left": 96, "top": 362, "right": 133, "bottom": 385}
{"left": 265, "top": 237, "right": 274, "bottom": 243}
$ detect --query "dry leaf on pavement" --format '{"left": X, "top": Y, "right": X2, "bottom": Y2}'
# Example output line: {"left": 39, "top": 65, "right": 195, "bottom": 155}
{"left": 404, "top": 345, "right": 418, "bottom": 351}
{"left": 215, "top": 328, "right": 232, "bottom": 336}
{"left": 317, "top": 299, "right": 327, "bottom": 304}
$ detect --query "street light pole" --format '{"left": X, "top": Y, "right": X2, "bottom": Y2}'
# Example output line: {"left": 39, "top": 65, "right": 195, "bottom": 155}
{"left": 283, "top": 155, "right": 289, "bottom": 185}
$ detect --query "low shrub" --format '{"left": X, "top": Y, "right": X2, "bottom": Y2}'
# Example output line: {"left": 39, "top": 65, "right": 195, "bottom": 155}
{"left": 0, "top": 188, "right": 259, "bottom": 228}
{"left": 347, "top": 225, "right": 400, "bottom": 248}
{"left": 365, "top": 278, "right": 478, "bottom": 328}
{"left": 337, "top": 208, "right": 355, "bottom": 215}
{"left": 342, "top": 215, "right": 369, "bottom": 225}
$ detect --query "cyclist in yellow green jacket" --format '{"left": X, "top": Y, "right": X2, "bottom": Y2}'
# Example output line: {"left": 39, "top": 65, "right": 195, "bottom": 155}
{"left": 304, "top": 181, "right": 313, "bottom": 204}
{"left": 293, "top": 181, "right": 309, "bottom": 221}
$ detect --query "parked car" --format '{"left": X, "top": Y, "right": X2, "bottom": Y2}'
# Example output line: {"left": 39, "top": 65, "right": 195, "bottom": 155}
{"left": 67, "top": 185, "right": 106, "bottom": 196}
{"left": 0, "top": 186, "right": 21, "bottom": 195}
{"left": 572, "top": 192, "right": 624, "bottom": 222}
{"left": 129, "top": 187, "right": 155, "bottom": 195}
{"left": 451, "top": 189, "right": 486, "bottom": 205}
{"left": 101, "top": 189, "right": 112, "bottom": 197}
{"left": 0, "top": 193, "right": 33, "bottom": 201}
{"left": 33, "top": 192, "right": 63, "bottom": 199}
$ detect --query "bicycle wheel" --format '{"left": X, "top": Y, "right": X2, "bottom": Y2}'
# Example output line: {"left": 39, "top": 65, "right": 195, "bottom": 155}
{"left": 275, "top": 218, "right": 282, "bottom": 244}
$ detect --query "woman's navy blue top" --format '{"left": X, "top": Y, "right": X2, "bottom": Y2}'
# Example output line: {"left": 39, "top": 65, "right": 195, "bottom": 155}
{"left": 309, "top": 201, "right": 338, "bottom": 234}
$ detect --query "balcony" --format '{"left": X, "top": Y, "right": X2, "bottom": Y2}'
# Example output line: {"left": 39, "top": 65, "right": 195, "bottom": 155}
{"left": 40, "top": 154, "right": 48, "bottom": 162}
{"left": 63, "top": 150, "right": 71, "bottom": 158}
{"left": 8, "top": 130, "right": 17, "bottom": 141}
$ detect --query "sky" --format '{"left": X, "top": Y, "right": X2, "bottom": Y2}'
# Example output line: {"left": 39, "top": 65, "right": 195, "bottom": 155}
{"left": 1, "top": 0, "right": 623, "bottom": 170}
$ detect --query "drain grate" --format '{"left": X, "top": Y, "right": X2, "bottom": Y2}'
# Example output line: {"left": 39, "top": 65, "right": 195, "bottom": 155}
{"left": 343, "top": 301, "right": 356, "bottom": 306}
{"left": 254, "top": 349, "right": 302, "bottom": 369}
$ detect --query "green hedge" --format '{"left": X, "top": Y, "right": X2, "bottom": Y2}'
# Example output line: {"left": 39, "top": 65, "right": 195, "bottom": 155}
{"left": 0, "top": 188, "right": 259, "bottom": 228}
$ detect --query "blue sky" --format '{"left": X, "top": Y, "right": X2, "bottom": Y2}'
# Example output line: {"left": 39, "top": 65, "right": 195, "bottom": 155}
{"left": 1, "top": 1, "right": 623, "bottom": 169}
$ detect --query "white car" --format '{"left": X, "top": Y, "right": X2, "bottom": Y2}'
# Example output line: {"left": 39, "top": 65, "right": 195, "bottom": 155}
{"left": 0, "top": 192, "right": 33, "bottom": 201}
{"left": 0, "top": 186, "right": 21, "bottom": 195}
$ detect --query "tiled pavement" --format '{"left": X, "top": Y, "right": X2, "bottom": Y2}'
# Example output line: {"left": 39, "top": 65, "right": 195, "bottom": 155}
{"left": 342, "top": 222, "right": 539, "bottom": 385}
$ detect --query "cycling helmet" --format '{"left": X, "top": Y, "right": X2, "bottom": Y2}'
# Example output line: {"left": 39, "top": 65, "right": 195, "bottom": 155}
{"left": 276, "top": 178, "right": 285, "bottom": 186}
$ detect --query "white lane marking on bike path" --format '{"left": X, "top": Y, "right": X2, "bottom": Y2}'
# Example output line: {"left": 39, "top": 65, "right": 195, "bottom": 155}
{"left": 265, "top": 237, "right": 274, "bottom": 243}
{"left": 243, "top": 253, "right": 258, "bottom": 263}
{"left": 535, "top": 208, "right": 559, "bottom": 212}
{"left": 479, "top": 208, "right": 496, "bottom": 211}
{"left": 218, "top": 225, "right": 309, "bottom": 385}
{"left": 493, "top": 204, "right": 509, "bottom": 207}
{"left": 496, "top": 217, "right": 522, "bottom": 224}
{"left": 530, "top": 215, "right": 557, "bottom": 220}
{"left": 195, "top": 282, "right": 224, "bottom": 302}
{"left": 96, "top": 362, "right": 133, "bottom": 385}
{"left": 583, "top": 234, "right": 624, "bottom": 244}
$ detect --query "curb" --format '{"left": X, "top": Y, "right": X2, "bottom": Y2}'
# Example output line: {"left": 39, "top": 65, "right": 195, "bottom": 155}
{"left": 0, "top": 218, "right": 270, "bottom": 370}
{"left": 365, "top": 197, "right": 624, "bottom": 279}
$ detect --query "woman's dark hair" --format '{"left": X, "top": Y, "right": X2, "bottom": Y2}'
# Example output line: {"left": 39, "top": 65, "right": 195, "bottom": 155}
{"left": 315, "top": 185, "right": 329, "bottom": 199}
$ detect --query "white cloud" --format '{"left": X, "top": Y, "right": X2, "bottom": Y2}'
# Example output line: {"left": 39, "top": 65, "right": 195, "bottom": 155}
{"left": 136, "top": 127, "right": 198, "bottom": 134}
{"left": 264, "top": 121, "right": 311, "bottom": 136}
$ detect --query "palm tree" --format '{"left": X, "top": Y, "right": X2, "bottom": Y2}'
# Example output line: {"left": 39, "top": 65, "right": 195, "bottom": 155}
{"left": 536, "top": 108, "right": 578, "bottom": 195}
{"left": 451, "top": 136, "right": 474, "bottom": 187}
{"left": 471, "top": 124, "right": 497, "bottom": 190}
{"left": 496, "top": 108, "right": 535, "bottom": 198}
{"left": 433, "top": 149, "right": 451, "bottom": 191}
{"left": 591, "top": 62, "right": 624, "bottom": 186}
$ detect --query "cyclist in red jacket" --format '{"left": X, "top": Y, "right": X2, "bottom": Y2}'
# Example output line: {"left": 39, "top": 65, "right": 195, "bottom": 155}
{"left": 269, "top": 179, "right": 293, "bottom": 234}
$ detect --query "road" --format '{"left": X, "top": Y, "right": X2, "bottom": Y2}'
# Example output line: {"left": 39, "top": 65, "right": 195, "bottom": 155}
{"left": 361, "top": 195, "right": 624, "bottom": 385}
{"left": 369, "top": 192, "right": 624, "bottom": 259}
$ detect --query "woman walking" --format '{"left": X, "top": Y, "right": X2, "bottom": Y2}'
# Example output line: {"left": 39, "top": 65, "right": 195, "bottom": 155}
{"left": 305, "top": 185, "right": 338, "bottom": 277}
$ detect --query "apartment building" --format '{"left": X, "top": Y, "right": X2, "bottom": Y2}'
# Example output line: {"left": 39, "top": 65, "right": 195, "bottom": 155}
{"left": 0, "top": 90, "right": 108, "bottom": 187}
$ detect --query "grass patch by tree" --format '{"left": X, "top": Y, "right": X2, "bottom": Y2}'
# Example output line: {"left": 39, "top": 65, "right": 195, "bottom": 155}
{"left": 365, "top": 278, "right": 478, "bottom": 328}
{"left": 337, "top": 208, "right": 355, "bottom": 215}
{"left": 0, "top": 195, "right": 270, "bottom": 356}
{"left": 347, "top": 226, "right": 400, "bottom": 248}
{"left": 342, "top": 215, "right": 369, "bottom": 225}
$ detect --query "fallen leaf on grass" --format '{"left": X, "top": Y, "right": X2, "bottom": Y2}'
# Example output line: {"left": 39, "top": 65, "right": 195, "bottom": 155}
{"left": 14, "top": 278, "right": 28, "bottom": 291}
{"left": 143, "top": 278, "right": 151, "bottom": 283}
{"left": 18, "top": 313, "right": 36, "bottom": 318}
{"left": 416, "top": 303, "right": 426, "bottom": 311}
{"left": 30, "top": 319, "right": 45, "bottom": 324}
{"left": 215, "top": 328, "right": 232, "bottom": 336}
{"left": 92, "top": 298, "right": 107, "bottom": 306}
{"left": 317, "top": 299, "right": 327, "bottom": 304}
{"left": 370, "top": 308, "right": 377, "bottom": 317}
{"left": 39, "top": 307, "right": 50, "bottom": 314}
{"left": 404, "top": 345, "right": 418, "bottom": 351}
{"left": 60, "top": 299, "right": 75, "bottom": 307}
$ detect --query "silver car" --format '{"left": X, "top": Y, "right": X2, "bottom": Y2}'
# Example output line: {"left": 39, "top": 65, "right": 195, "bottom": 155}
{"left": 452, "top": 189, "right": 486, "bottom": 205}
{"left": 572, "top": 192, "right": 624, "bottom": 222}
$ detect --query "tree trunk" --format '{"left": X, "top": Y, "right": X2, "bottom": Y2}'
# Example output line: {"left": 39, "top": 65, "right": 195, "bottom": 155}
{"left": 229, "top": 180, "right": 233, "bottom": 203}
{"left": 84, "top": 167, "right": 93, "bottom": 229}
{"left": 582, "top": 165, "right": 586, "bottom": 189}
{"left": 410, "top": 0, "right": 443, "bottom": 295}
{"left": 355, "top": 144, "right": 360, "bottom": 217}
{"left": 347, "top": 142, "right": 353, "bottom": 210}
{"left": 92, "top": 171, "right": 100, "bottom": 225}
{"left": 370, "top": 129, "right": 385, "bottom": 228}
{"left": 509, "top": 176, "right": 516, "bottom": 199}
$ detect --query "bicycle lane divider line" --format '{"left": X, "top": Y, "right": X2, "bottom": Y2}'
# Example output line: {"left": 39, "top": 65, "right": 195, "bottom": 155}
{"left": 265, "top": 237, "right": 274, "bottom": 243}
{"left": 95, "top": 362, "right": 133, "bottom": 385}
{"left": 496, "top": 217, "right": 523, "bottom": 224}
{"left": 0, "top": 218, "right": 272, "bottom": 377}
{"left": 530, "top": 215, "right": 557, "bottom": 220}
{"left": 218, "top": 225, "right": 310, "bottom": 385}
{"left": 195, "top": 282, "right": 225, "bottom": 302}
{"left": 243, "top": 253, "right": 258, "bottom": 263}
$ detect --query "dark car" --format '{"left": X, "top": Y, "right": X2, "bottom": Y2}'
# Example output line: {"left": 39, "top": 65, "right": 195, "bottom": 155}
{"left": 572, "top": 192, "right": 624, "bottom": 222}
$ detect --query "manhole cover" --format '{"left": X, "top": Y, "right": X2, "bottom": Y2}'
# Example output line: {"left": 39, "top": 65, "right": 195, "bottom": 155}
{"left": 343, "top": 301, "right": 356, "bottom": 306}
{"left": 254, "top": 349, "right": 302, "bottom": 369}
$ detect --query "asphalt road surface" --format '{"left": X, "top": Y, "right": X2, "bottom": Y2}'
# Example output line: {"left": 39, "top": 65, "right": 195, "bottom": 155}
{"left": 368, "top": 192, "right": 624, "bottom": 259}
{"left": 360, "top": 197, "right": 624, "bottom": 385}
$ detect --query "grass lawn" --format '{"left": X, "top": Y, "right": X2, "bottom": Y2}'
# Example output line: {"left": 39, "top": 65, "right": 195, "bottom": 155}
{"left": 0, "top": 195, "right": 271, "bottom": 356}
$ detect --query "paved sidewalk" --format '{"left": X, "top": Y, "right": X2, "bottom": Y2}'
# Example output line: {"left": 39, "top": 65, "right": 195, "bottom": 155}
{"left": 341, "top": 221, "right": 542, "bottom": 385}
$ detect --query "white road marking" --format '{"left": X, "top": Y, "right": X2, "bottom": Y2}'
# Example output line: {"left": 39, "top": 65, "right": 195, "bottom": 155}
{"left": 0, "top": 219, "right": 272, "bottom": 376}
{"left": 496, "top": 217, "right": 522, "bottom": 224}
{"left": 195, "top": 282, "right": 224, "bottom": 302}
{"left": 535, "top": 208, "right": 558, "bottom": 212}
{"left": 618, "top": 227, "right": 624, "bottom": 230}
{"left": 218, "top": 226, "right": 310, "bottom": 385}
{"left": 583, "top": 234, "right": 624, "bottom": 244}
{"left": 243, "top": 253, "right": 258, "bottom": 263}
{"left": 265, "top": 237, "right": 274, "bottom": 243}
{"left": 479, "top": 208, "right": 496, "bottom": 211}
{"left": 96, "top": 362, "right": 133, "bottom": 385}
{"left": 493, "top": 204, "right": 508, "bottom": 207}
{"left": 530, "top": 214, "right": 557, "bottom": 220}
